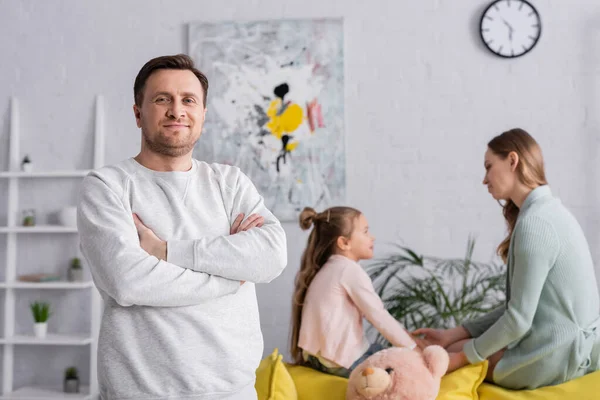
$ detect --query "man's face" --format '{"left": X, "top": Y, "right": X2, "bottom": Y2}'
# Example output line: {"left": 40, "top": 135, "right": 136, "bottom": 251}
{"left": 134, "top": 69, "right": 206, "bottom": 157}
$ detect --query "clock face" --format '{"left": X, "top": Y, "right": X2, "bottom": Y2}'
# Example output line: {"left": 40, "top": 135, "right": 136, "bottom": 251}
{"left": 480, "top": 0, "right": 541, "bottom": 58}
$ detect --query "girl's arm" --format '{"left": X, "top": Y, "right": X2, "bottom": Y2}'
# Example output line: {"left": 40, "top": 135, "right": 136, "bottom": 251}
{"left": 341, "top": 265, "right": 417, "bottom": 349}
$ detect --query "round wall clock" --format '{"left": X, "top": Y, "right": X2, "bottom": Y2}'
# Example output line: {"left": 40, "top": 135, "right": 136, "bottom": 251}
{"left": 480, "top": 0, "right": 542, "bottom": 58}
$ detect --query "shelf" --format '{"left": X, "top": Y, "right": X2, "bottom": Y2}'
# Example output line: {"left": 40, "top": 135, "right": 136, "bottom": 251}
{"left": 0, "top": 334, "right": 92, "bottom": 346}
{"left": 1, "top": 96, "right": 103, "bottom": 400}
{"left": 0, "top": 385, "right": 91, "bottom": 399}
{"left": 0, "top": 170, "right": 91, "bottom": 178}
{"left": 0, "top": 226, "right": 78, "bottom": 233}
{"left": 0, "top": 281, "right": 93, "bottom": 289}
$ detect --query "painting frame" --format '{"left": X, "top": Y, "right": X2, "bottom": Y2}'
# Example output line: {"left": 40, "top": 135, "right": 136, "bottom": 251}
{"left": 188, "top": 18, "right": 345, "bottom": 221}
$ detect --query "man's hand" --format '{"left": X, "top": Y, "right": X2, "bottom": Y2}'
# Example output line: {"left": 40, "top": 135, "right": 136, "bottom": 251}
{"left": 231, "top": 213, "right": 263, "bottom": 287}
{"left": 133, "top": 214, "right": 247, "bottom": 287}
{"left": 230, "top": 213, "right": 264, "bottom": 234}
{"left": 133, "top": 213, "right": 167, "bottom": 261}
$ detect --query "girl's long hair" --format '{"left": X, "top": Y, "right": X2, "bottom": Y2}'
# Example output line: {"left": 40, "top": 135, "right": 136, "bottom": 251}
{"left": 289, "top": 206, "right": 361, "bottom": 364}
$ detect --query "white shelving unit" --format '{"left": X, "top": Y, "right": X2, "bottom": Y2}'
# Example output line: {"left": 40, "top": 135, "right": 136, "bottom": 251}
{"left": 0, "top": 171, "right": 91, "bottom": 179}
{"left": 0, "top": 385, "right": 90, "bottom": 399}
{"left": 0, "top": 282, "right": 94, "bottom": 290}
{"left": 1, "top": 96, "right": 104, "bottom": 400}
{"left": 0, "top": 226, "right": 79, "bottom": 234}
{"left": 0, "top": 334, "right": 93, "bottom": 346}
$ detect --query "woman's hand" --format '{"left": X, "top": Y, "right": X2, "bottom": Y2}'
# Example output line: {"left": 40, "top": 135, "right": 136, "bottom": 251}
{"left": 447, "top": 351, "right": 469, "bottom": 373}
{"left": 411, "top": 326, "right": 470, "bottom": 349}
{"left": 411, "top": 328, "right": 453, "bottom": 348}
{"left": 412, "top": 336, "right": 433, "bottom": 350}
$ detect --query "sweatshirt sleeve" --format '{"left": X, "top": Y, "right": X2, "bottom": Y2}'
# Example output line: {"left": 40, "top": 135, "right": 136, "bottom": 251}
{"left": 341, "top": 265, "right": 417, "bottom": 349}
{"left": 166, "top": 168, "right": 287, "bottom": 283}
{"left": 463, "top": 216, "right": 559, "bottom": 364}
{"left": 78, "top": 173, "right": 240, "bottom": 307}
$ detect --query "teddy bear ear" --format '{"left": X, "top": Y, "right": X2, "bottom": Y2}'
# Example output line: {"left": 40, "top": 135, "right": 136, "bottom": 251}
{"left": 423, "top": 345, "right": 450, "bottom": 379}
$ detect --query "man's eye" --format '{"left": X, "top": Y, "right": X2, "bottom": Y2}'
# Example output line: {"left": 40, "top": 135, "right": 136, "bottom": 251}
{"left": 183, "top": 98, "right": 196, "bottom": 104}
{"left": 155, "top": 98, "right": 167, "bottom": 103}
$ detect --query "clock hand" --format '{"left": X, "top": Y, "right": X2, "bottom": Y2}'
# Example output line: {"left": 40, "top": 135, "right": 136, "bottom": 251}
{"left": 502, "top": 19, "right": 514, "bottom": 41}
{"left": 502, "top": 19, "right": 514, "bottom": 31}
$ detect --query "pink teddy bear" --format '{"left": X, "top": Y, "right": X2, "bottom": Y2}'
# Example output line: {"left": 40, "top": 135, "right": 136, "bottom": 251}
{"left": 346, "top": 346, "right": 449, "bottom": 400}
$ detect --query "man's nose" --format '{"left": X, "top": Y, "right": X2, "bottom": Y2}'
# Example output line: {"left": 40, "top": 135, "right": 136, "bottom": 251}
{"left": 167, "top": 102, "right": 185, "bottom": 118}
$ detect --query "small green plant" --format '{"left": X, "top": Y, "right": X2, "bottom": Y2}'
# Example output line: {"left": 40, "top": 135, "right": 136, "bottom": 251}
{"left": 367, "top": 237, "right": 506, "bottom": 341}
{"left": 65, "top": 367, "right": 78, "bottom": 380}
{"left": 22, "top": 209, "right": 36, "bottom": 226}
{"left": 63, "top": 366, "right": 80, "bottom": 393}
{"left": 30, "top": 301, "right": 51, "bottom": 323}
{"left": 70, "top": 257, "right": 81, "bottom": 269}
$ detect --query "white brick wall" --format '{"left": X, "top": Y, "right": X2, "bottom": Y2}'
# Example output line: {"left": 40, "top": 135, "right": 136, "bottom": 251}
{"left": 0, "top": 0, "right": 598, "bottom": 386}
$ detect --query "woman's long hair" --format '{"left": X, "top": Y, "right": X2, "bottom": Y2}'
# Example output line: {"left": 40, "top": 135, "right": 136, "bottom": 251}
{"left": 488, "top": 128, "right": 547, "bottom": 262}
{"left": 289, "top": 206, "right": 361, "bottom": 364}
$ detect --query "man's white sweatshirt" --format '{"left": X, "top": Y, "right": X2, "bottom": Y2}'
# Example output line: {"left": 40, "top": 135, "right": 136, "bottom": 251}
{"left": 77, "top": 158, "right": 287, "bottom": 400}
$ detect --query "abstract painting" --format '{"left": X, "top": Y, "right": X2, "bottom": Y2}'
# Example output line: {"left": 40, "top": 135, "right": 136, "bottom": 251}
{"left": 188, "top": 19, "right": 345, "bottom": 221}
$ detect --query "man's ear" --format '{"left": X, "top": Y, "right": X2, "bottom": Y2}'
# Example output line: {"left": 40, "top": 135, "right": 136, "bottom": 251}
{"left": 509, "top": 151, "right": 520, "bottom": 172}
{"left": 133, "top": 104, "right": 142, "bottom": 128}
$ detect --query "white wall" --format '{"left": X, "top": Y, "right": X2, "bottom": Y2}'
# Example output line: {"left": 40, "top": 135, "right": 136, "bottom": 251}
{"left": 1, "top": 0, "right": 599, "bottom": 388}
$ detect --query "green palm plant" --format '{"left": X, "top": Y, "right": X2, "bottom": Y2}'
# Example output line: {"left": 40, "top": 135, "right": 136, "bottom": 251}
{"left": 367, "top": 237, "right": 506, "bottom": 341}
{"left": 30, "top": 301, "right": 52, "bottom": 323}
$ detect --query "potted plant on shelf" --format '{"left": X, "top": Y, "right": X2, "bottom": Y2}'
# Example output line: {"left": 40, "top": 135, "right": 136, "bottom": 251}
{"left": 68, "top": 257, "right": 84, "bottom": 282}
{"left": 21, "top": 155, "right": 32, "bottom": 172}
{"left": 30, "top": 301, "right": 51, "bottom": 338}
{"left": 21, "top": 209, "right": 36, "bottom": 227}
{"left": 64, "top": 366, "right": 80, "bottom": 393}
